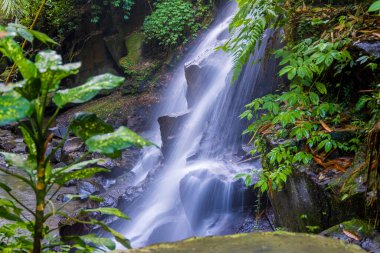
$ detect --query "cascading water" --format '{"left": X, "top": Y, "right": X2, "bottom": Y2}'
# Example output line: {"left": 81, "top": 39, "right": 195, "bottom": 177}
{"left": 116, "top": 1, "right": 281, "bottom": 248}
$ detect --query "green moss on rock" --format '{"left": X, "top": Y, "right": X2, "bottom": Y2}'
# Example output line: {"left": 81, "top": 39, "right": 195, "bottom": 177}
{"left": 112, "top": 232, "right": 365, "bottom": 253}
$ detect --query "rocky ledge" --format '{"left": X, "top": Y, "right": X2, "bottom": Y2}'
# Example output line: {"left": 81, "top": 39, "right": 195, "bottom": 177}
{"left": 112, "top": 232, "right": 365, "bottom": 253}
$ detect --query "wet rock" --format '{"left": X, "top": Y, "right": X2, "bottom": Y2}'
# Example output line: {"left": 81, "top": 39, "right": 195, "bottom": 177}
{"left": 268, "top": 166, "right": 365, "bottom": 233}
{"left": 63, "top": 137, "right": 84, "bottom": 153}
{"left": 158, "top": 112, "right": 190, "bottom": 159}
{"left": 321, "top": 219, "right": 380, "bottom": 252}
{"left": 184, "top": 57, "right": 217, "bottom": 108}
{"left": 11, "top": 139, "right": 26, "bottom": 153}
{"left": 354, "top": 41, "right": 380, "bottom": 58}
{"left": 50, "top": 125, "right": 68, "bottom": 139}
{"left": 77, "top": 179, "right": 106, "bottom": 198}
{"left": 104, "top": 34, "right": 128, "bottom": 67}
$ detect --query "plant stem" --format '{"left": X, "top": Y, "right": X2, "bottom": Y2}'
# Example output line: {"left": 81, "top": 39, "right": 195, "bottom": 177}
{"left": 5, "top": 0, "right": 47, "bottom": 84}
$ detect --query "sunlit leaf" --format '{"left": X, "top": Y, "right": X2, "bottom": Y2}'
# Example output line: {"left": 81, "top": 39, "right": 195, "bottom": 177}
{"left": 0, "top": 36, "right": 37, "bottom": 79}
{"left": 70, "top": 112, "right": 114, "bottom": 142}
{"left": 35, "top": 50, "right": 81, "bottom": 93}
{"left": 81, "top": 207, "right": 129, "bottom": 220}
{"left": 85, "top": 126, "right": 155, "bottom": 157}
{"left": 55, "top": 167, "right": 108, "bottom": 185}
{"left": 0, "top": 92, "right": 32, "bottom": 126}
{"left": 53, "top": 74, "right": 124, "bottom": 108}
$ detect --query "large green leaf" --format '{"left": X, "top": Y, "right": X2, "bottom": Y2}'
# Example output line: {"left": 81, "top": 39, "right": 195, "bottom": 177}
{"left": 29, "top": 30, "right": 58, "bottom": 45}
{"left": 85, "top": 126, "right": 155, "bottom": 156}
{"left": 0, "top": 198, "right": 22, "bottom": 222}
{"left": 77, "top": 234, "right": 116, "bottom": 250}
{"left": 54, "top": 159, "right": 103, "bottom": 174}
{"left": 81, "top": 207, "right": 129, "bottom": 220}
{"left": 35, "top": 50, "right": 81, "bottom": 93}
{"left": 0, "top": 36, "right": 37, "bottom": 80}
{"left": 0, "top": 152, "right": 36, "bottom": 174}
{"left": 369, "top": 0, "right": 380, "bottom": 12}
{"left": 19, "top": 125, "right": 37, "bottom": 156}
{"left": 0, "top": 92, "right": 32, "bottom": 126}
{"left": 92, "top": 220, "right": 131, "bottom": 249}
{"left": 55, "top": 167, "right": 109, "bottom": 185}
{"left": 52, "top": 74, "right": 125, "bottom": 108}
{"left": 70, "top": 112, "right": 114, "bottom": 142}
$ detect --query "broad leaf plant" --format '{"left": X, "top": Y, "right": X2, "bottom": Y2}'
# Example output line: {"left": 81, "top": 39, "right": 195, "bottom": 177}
{"left": 0, "top": 24, "right": 154, "bottom": 252}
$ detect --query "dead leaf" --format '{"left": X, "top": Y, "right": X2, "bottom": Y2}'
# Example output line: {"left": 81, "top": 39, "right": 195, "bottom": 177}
{"left": 320, "top": 120, "right": 333, "bottom": 132}
{"left": 342, "top": 229, "right": 361, "bottom": 241}
{"left": 0, "top": 32, "right": 9, "bottom": 39}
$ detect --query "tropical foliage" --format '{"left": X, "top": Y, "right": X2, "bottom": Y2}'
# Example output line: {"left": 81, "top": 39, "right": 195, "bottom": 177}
{"left": 0, "top": 24, "right": 154, "bottom": 252}
{"left": 231, "top": 0, "right": 379, "bottom": 210}
{"left": 143, "top": 0, "right": 212, "bottom": 48}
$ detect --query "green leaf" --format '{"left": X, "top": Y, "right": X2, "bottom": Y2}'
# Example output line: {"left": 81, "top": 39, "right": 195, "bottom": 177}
{"left": 29, "top": 30, "right": 58, "bottom": 45}
{"left": 315, "top": 82, "right": 327, "bottom": 95}
{"left": 70, "top": 112, "right": 114, "bottom": 142}
{"left": 93, "top": 220, "right": 131, "bottom": 249}
{"left": 0, "top": 199, "right": 22, "bottom": 222}
{"left": 79, "top": 234, "right": 116, "bottom": 250}
{"left": 53, "top": 74, "right": 125, "bottom": 108}
{"left": 54, "top": 159, "right": 103, "bottom": 174}
{"left": 81, "top": 207, "right": 129, "bottom": 220}
{"left": 309, "top": 92, "right": 319, "bottom": 105}
{"left": 0, "top": 92, "right": 32, "bottom": 126}
{"left": 19, "top": 125, "right": 36, "bottom": 156}
{"left": 0, "top": 152, "right": 36, "bottom": 174}
{"left": 369, "top": 0, "right": 380, "bottom": 12}
{"left": 35, "top": 50, "right": 81, "bottom": 93}
{"left": 85, "top": 126, "right": 155, "bottom": 157}
{"left": 287, "top": 68, "right": 297, "bottom": 80}
{"left": 55, "top": 167, "right": 108, "bottom": 185}
{"left": 0, "top": 37, "right": 37, "bottom": 79}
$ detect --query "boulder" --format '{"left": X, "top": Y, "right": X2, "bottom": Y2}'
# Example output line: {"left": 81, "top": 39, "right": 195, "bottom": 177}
{"left": 321, "top": 219, "right": 380, "bottom": 252}
{"left": 112, "top": 232, "right": 366, "bottom": 253}
{"left": 184, "top": 50, "right": 224, "bottom": 108}
{"left": 158, "top": 112, "right": 190, "bottom": 158}
{"left": 354, "top": 41, "right": 380, "bottom": 58}
{"left": 103, "top": 34, "right": 128, "bottom": 66}
{"left": 63, "top": 137, "right": 84, "bottom": 153}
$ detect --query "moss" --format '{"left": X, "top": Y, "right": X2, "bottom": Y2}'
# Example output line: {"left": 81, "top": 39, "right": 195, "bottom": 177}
{"left": 322, "top": 219, "right": 375, "bottom": 237}
{"left": 124, "top": 32, "right": 144, "bottom": 64}
{"left": 112, "top": 232, "right": 365, "bottom": 253}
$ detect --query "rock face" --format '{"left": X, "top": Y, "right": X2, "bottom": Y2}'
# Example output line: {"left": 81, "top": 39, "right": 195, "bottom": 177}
{"left": 354, "top": 41, "right": 380, "bottom": 58}
{"left": 62, "top": 1, "right": 152, "bottom": 85}
{"left": 184, "top": 50, "right": 224, "bottom": 108}
{"left": 265, "top": 133, "right": 366, "bottom": 232}
{"left": 112, "top": 232, "right": 366, "bottom": 253}
{"left": 158, "top": 112, "right": 190, "bottom": 158}
{"left": 269, "top": 168, "right": 365, "bottom": 232}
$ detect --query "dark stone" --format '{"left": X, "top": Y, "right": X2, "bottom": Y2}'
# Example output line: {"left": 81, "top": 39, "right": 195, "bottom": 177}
{"left": 269, "top": 168, "right": 365, "bottom": 232}
{"left": 103, "top": 34, "right": 128, "bottom": 66}
{"left": 50, "top": 125, "right": 68, "bottom": 139}
{"left": 158, "top": 112, "right": 190, "bottom": 159}
{"left": 354, "top": 41, "right": 380, "bottom": 58}
{"left": 77, "top": 180, "right": 105, "bottom": 198}
{"left": 184, "top": 51, "right": 220, "bottom": 108}
{"left": 63, "top": 137, "right": 84, "bottom": 153}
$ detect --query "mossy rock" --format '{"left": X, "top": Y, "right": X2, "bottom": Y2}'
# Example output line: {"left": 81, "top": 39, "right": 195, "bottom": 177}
{"left": 124, "top": 32, "right": 144, "bottom": 64}
{"left": 321, "top": 219, "right": 375, "bottom": 238}
{"left": 113, "top": 232, "right": 365, "bottom": 253}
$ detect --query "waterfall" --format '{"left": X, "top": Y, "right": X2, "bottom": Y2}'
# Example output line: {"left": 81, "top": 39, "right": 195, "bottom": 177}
{"left": 116, "top": 1, "right": 281, "bottom": 248}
